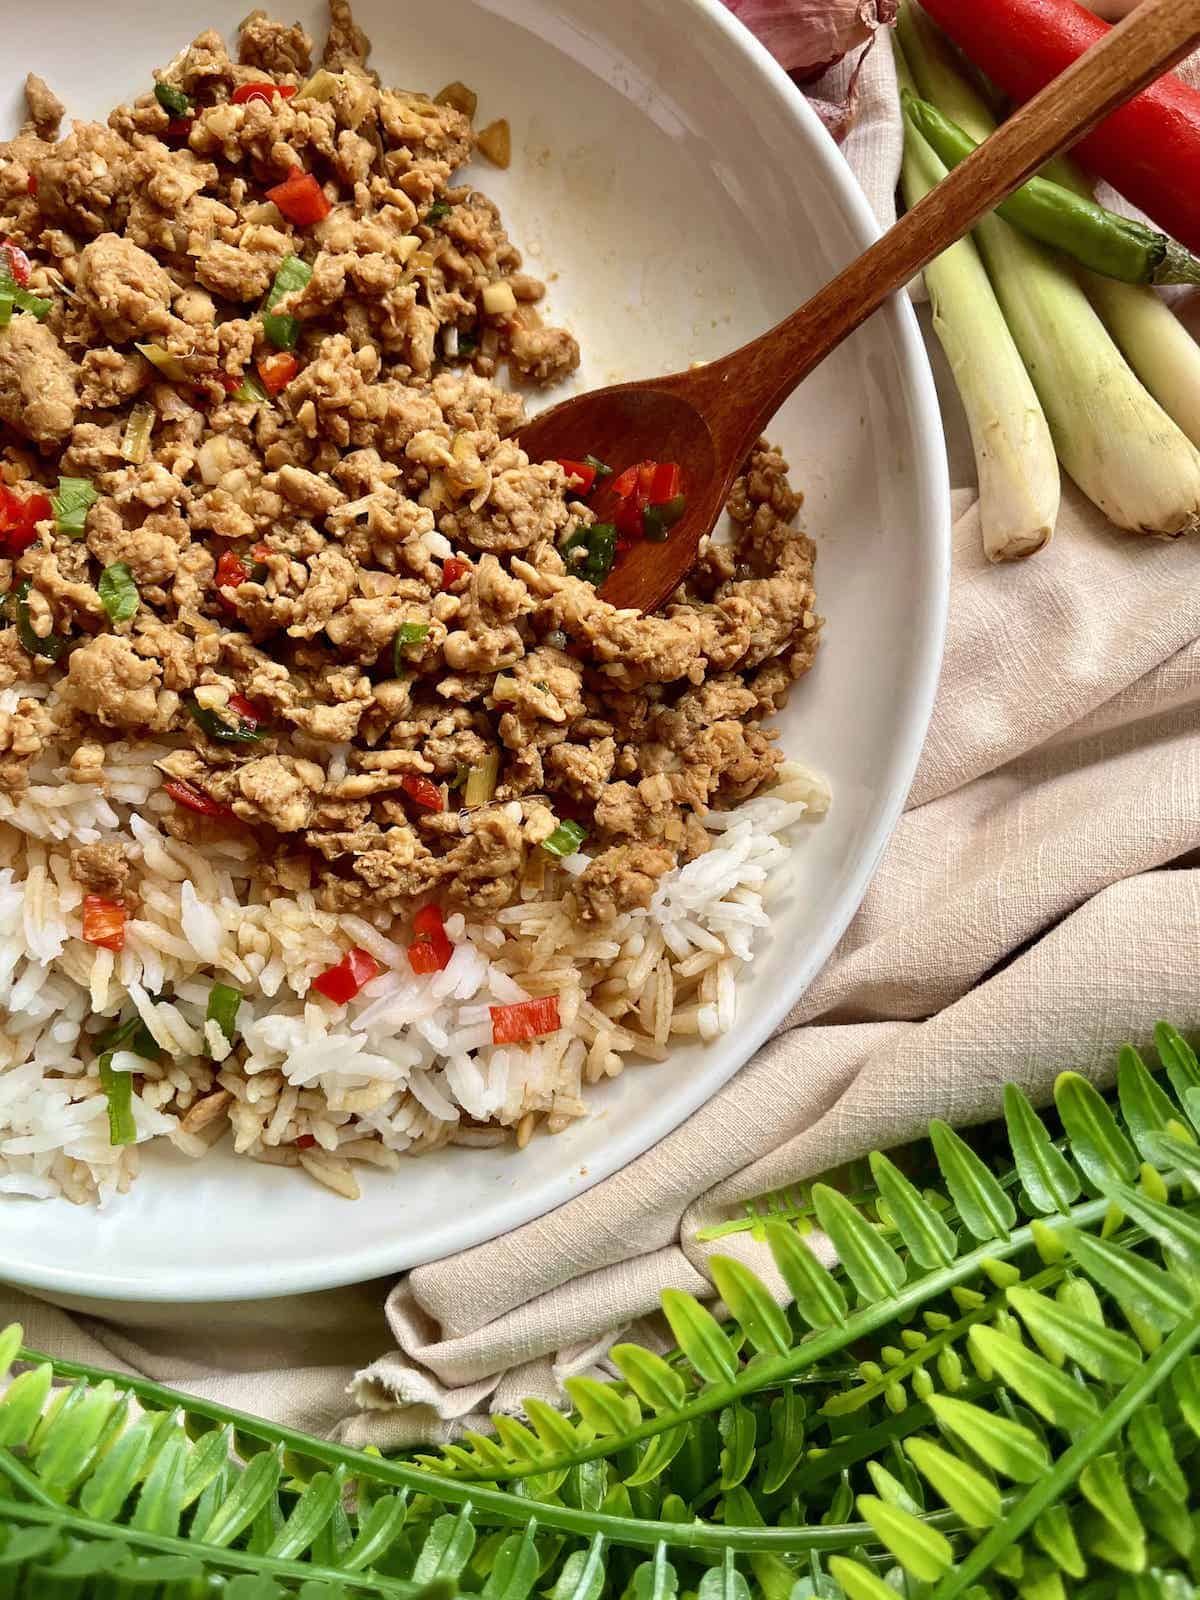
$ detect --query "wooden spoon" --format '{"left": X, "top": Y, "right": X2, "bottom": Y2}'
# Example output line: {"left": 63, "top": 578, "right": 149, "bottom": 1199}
{"left": 516, "top": 0, "right": 1200, "bottom": 612}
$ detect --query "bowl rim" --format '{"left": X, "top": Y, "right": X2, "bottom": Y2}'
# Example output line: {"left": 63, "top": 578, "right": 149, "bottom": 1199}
{"left": 1, "top": 0, "right": 950, "bottom": 1304}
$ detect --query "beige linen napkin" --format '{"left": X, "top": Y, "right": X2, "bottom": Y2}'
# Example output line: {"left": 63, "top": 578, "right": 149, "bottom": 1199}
{"left": 5, "top": 26, "right": 1200, "bottom": 1445}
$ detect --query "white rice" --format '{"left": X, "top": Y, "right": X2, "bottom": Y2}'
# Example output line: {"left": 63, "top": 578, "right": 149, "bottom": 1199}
{"left": 0, "top": 737, "right": 830, "bottom": 1204}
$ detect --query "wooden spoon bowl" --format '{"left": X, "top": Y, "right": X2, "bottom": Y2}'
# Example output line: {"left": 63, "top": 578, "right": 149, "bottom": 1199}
{"left": 518, "top": 0, "right": 1200, "bottom": 613}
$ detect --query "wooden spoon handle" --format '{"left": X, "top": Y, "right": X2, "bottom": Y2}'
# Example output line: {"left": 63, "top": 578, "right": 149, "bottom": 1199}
{"left": 710, "top": 0, "right": 1200, "bottom": 451}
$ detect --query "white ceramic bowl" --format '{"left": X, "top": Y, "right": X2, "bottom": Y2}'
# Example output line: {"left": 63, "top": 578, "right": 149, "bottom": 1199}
{"left": 0, "top": 0, "right": 949, "bottom": 1303}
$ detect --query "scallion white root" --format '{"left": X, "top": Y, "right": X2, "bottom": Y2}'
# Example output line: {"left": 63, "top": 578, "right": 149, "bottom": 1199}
{"left": 896, "top": 38, "right": 1058, "bottom": 560}
{"left": 900, "top": 2, "right": 1200, "bottom": 539}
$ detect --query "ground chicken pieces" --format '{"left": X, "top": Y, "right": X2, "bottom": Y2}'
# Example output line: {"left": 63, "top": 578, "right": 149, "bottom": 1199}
{"left": 76, "top": 235, "right": 175, "bottom": 341}
{"left": 570, "top": 844, "right": 674, "bottom": 924}
{"left": 0, "top": 1, "right": 820, "bottom": 942}
{"left": 0, "top": 316, "right": 76, "bottom": 443}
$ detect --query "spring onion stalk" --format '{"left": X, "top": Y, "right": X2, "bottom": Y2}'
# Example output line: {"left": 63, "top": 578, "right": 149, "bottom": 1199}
{"left": 98, "top": 562, "right": 139, "bottom": 623}
{"left": 463, "top": 751, "right": 500, "bottom": 807}
{"left": 904, "top": 93, "right": 1200, "bottom": 287}
{"left": 1038, "top": 154, "right": 1200, "bottom": 451}
{"left": 262, "top": 255, "right": 312, "bottom": 350}
{"left": 135, "top": 342, "right": 190, "bottom": 382}
{"left": 51, "top": 476, "right": 97, "bottom": 538}
{"left": 899, "top": 1, "right": 1200, "bottom": 539}
{"left": 542, "top": 820, "right": 587, "bottom": 859}
{"left": 99, "top": 1056, "right": 137, "bottom": 1147}
{"left": 895, "top": 39, "right": 1058, "bottom": 560}
{"left": 121, "top": 401, "right": 155, "bottom": 465}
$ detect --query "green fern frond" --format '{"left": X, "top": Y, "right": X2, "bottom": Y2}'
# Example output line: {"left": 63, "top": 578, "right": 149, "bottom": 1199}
{"left": 3, "top": 1023, "right": 1200, "bottom": 1598}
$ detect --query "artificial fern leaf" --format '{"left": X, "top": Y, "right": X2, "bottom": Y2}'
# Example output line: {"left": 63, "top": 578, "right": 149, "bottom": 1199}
{"left": 549, "top": 1535, "right": 607, "bottom": 1600}
{"left": 1126, "top": 1405, "right": 1187, "bottom": 1503}
{"left": 1055, "top": 1072, "right": 1140, "bottom": 1188}
{"left": 340, "top": 1492, "right": 408, "bottom": 1572}
{"left": 966, "top": 1326, "right": 1099, "bottom": 1431}
{"left": 717, "top": 1404, "right": 756, "bottom": 1490}
{"left": 630, "top": 1542, "right": 677, "bottom": 1600}
{"left": 1006, "top": 1286, "right": 1142, "bottom": 1382}
{"left": 902, "top": 1435, "right": 1000, "bottom": 1528}
{"left": 1154, "top": 1022, "right": 1200, "bottom": 1112}
{"left": 763, "top": 1223, "right": 847, "bottom": 1330}
{"left": 609, "top": 1349, "right": 687, "bottom": 1414}
{"left": 867, "top": 1152, "right": 957, "bottom": 1268}
{"left": 132, "top": 1429, "right": 187, "bottom": 1536}
{"left": 659, "top": 1290, "right": 739, "bottom": 1384}
{"left": 1098, "top": 1180, "right": 1200, "bottom": 1268}
{"left": 708, "top": 1257, "right": 791, "bottom": 1357}
{"left": 827, "top": 1555, "right": 897, "bottom": 1600}
{"left": 811, "top": 1185, "right": 906, "bottom": 1302}
{"left": 929, "top": 1120, "right": 1017, "bottom": 1241}
{"left": 200, "top": 1443, "right": 283, "bottom": 1549}
{"left": 1061, "top": 1229, "right": 1195, "bottom": 1330}
{"left": 563, "top": 1378, "right": 639, "bottom": 1438}
{"left": 698, "top": 1547, "right": 751, "bottom": 1600}
{"left": 1118, "top": 1046, "right": 1182, "bottom": 1162}
{"left": 855, "top": 1494, "right": 952, "bottom": 1582}
{"left": 1033, "top": 1502, "right": 1087, "bottom": 1579}
{"left": 479, "top": 1519, "right": 540, "bottom": 1600}
{"left": 926, "top": 1395, "right": 1049, "bottom": 1481}
{"left": 1003, "top": 1084, "right": 1083, "bottom": 1215}
{"left": 759, "top": 1390, "right": 806, "bottom": 1495}
{"left": 412, "top": 1506, "right": 477, "bottom": 1584}
{"left": 624, "top": 1425, "right": 688, "bottom": 1487}
{"left": 0, "top": 1363, "right": 52, "bottom": 1447}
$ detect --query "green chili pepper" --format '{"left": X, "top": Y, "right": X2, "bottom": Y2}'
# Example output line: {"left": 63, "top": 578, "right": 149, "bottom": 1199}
{"left": 262, "top": 254, "right": 313, "bottom": 351}
{"left": 187, "top": 697, "right": 265, "bottom": 745}
{"left": 53, "top": 476, "right": 98, "bottom": 539}
{"left": 392, "top": 622, "right": 430, "bottom": 677}
{"left": 98, "top": 562, "right": 140, "bottom": 624}
{"left": 424, "top": 200, "right": 451, "bottom": 223}
{"left": 581, "top": 523, "right": 617, "bottom": 585}
{"left": 99, "top": 1058, "right": 137, "bottom": 1147}
{"left": 8, "top": 579, "right": 68, "bottom": 662}
{"left": 94, "top": 1012, "right": 160, "bottom": 1060}
{"left": 154, "top": 82, "right": 193, "bottom": 118}
{"left": 642, "top": 494, "right": 686, "bottom": 543}
{"left": 583, "top": 454, "right": 613, "bottom": 479}
{"left": 232, "top": 370, "right": 270, "bottom": 405}
{"left": 560, "top": 525, "right": 589, "bottom": 561}
{"left": 541, "top": 820, "right": 587, "bottom": 859}
{"left": 206, "top": 982, "right": 242, "bottom": 1055}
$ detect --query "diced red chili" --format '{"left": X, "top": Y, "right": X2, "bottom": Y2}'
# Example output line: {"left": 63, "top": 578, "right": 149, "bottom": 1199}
{"left": 165, "top": 117, "right": 194, "bottom": 139}
{"left": 0, "top": 485, "right": 51, "bottom": 557}
{"left": 251, "top": 541, "right": 273, "bottom": 562}
{"left": 0, "top": 241, "right": 32, "bottom": 287}
{"left": 213, "top": 550, "right": 250, "bottom": 611}
{"left": 313, "top": 946, "right": 381, "bottom": 1005}
{"left": 256, "top": 350, "right": 300, "bottom": 395}
{"left": 266, "top": 169, "right": 332, "bottom": 226}
{"left": 294, "top": 1133, "right": 317, "bottom": 1149}
{"left": 82, "top": 894, "right": 126, "bottom": 953}
{"left": 407, "top": 903, "right": 453, "bottom": 974}
{"left": 164, "top": 778, "right": 235, "bottom": 819}
{"left": 232, "top": 82, "right": 298, "bottom": 105}
{"left": 556, "top": 459, "right": 597, "bottom": 496}
{"left": 441, "top": 557, "right": 470, "bottom": 590}
{"left": 490, "top": 995, "right": 561, "bottom": 1045}
{"left": 400, "top": 773, "right": 444, "bottom": 812}
{"left": 26, "top": 175, "right": 37, "bottom": 197}
{"left": 228, "top": 692, "right": 268, "bottom": 727}
{"left": 648, "top": 461, "right": 682, "bottom": 503}
{"left": 613, "top": 491, "right": 646, "bottom": 540}
{"left": 215, "top": 371, "right": 243, "bottom": 395}
{"left": 611, "top": 464, "right": 640, "bottom": 498}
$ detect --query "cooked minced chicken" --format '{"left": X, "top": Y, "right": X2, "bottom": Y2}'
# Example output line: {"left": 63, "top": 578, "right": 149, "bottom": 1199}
{"left": 0, "top": 2, "right": 824, "bottom": 1201}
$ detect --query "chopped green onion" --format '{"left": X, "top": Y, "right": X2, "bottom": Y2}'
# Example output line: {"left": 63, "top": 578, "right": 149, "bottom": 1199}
{"left": 206, "top": 982, "right": 242, "bottom": 1056}
{"left": 94, "top": 1012, "right": 159, "bottom": 1059}
{"left": 392, "top": 621, "right": 430, "bottom": 676}
{"left": 154, "top": 82, "right": 192, "bottom": 117}
{"left": 7, "top": 578, "right": 68, "bottom": 662}
{"left": 187, "top": 697, "right": 265, "bottom": 745}
{"left": 135, "top": 342, "right": 190, "bottom": 382}
{"left": 52, "top": 475, "right": 97, "bottom": 539}
{"left": 581, "top": 523, "right": 616, "bottom": 585}
{"left": 463, "top": 750, "right": 500, "bottom": 807}
{"left": 99, "top": 1057, "right": 137, "bottom": 1146}
{"left": 262, "top": 254, "right": 313, "bottom": 351}
{"left": 424, "top": 201, "right": 451, "bottom": 223}
{"left": 642, "top": 494, "right": 686, "bottom": 542}
{"left": 583, "top": 454, "right": 612, "bottom": 479}
{"left": 121, "top": 401, "right": 155, "bottom": 465}
{"left": 0, "top": 282, "right": 51, "bottom": 326}
{"left": 541, "top": 820, "right": 587, "bottom": 859}
{"left": 99, "top": 562, "right": 140, "bottom": 623}
{"left": 232, "top": 370, "right": 270, "bottom": 405}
